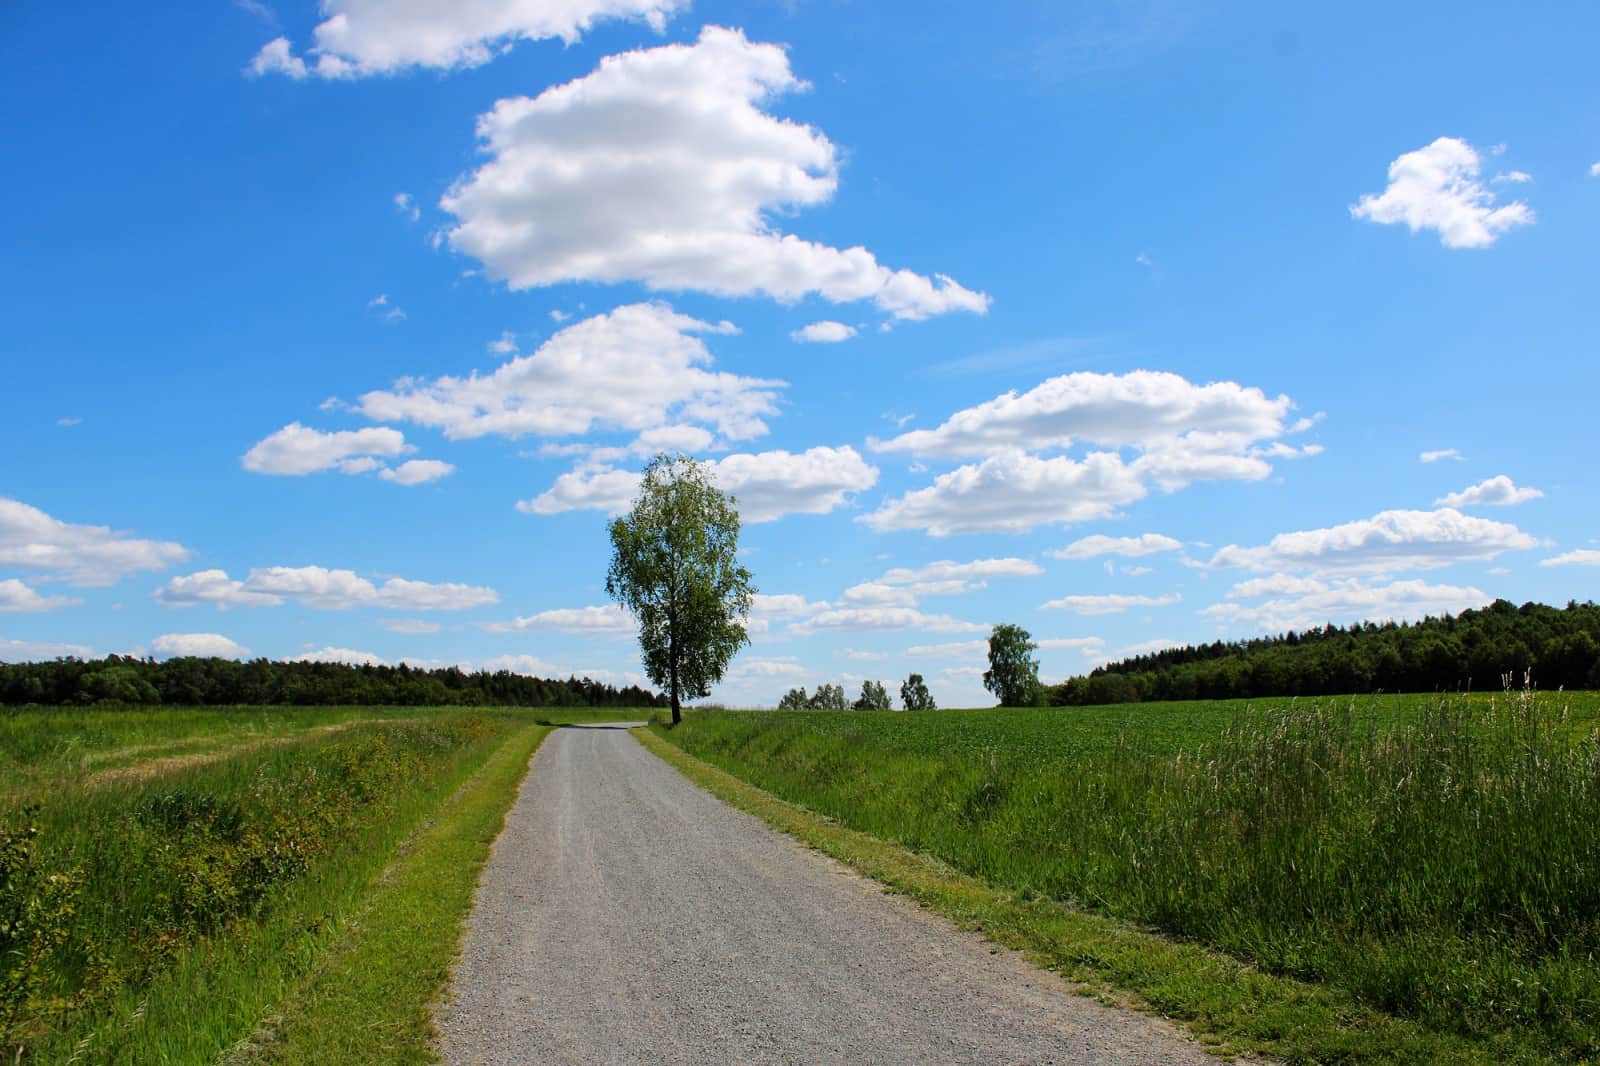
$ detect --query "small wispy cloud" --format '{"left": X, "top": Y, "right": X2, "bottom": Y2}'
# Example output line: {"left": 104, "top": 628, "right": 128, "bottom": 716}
{"left": 56, "top": 416, "right": 82, "bottom": 427}
{"left": 234, "top": 0, "right": 277, "bottom": 27}
{"left": 393, "top": 192, "right": 420, "bottom": 222}
{"left": 368, "top": 294, "right": 406, "bottom": 322}
{"left": 1420, "top": 448, "right": 1462, "bottom": 463}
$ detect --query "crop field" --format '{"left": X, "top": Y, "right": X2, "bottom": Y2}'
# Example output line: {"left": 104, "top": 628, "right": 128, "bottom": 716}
{"left": 0, "top": 704, "right": 643, "bottom": 1063}
{"left": 655, "top": 689, "right": 1600, "bottom": 1060}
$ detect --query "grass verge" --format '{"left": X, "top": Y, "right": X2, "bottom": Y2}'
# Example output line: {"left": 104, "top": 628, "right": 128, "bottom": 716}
{"left": 635, "top": 727, "right": 1544, "bottom": 1065}
{"left": 225, "top": 722, "right": 552, "bottom": 1064}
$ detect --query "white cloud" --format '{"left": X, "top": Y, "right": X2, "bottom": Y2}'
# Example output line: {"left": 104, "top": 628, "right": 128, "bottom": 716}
{"left": 1209, "top": 508, "right": 1537, "bottom": 576}
{"left": 1350, "top": 137, "right": 1533, "bottom": 249}
{"left": 1051, "top": 533, "right": 1183, "bottom": 560}
{"left": 1591, "top": 162, "right": 1600, "bottom": 178}
{"left": 1420, "top": 448, "right": 1463, "bottom": 463}
{"left": 394, "top": 192, "right": 420, "bottom": 221}
{"left": 543, "top": 425, "right": 719, "bottom": 467}
{"left": 381, "top": 618, "right": 442, "bottom": 634}
{"left": 380, "top": 459, "right": 456, "bottom": 486}
{"left": 846, "top": 557, "right": 1042, "bottom": 606}
{"left": 1541, "top": 550, "right": 1600, "bottom": 568}
{"left": 249, "top": 0, "right": 684, "bottom": 79}
{"left": 862, "top": 451, "right": 1148, "bottom": 536}
{"left": 840, "top": 582, "right": 918, "bottom": 608}
{"left": 56, "top": 417, "right": 81, "bottom": 427}
{"left": 1041, "top": 593, "right": 1180, "bottom": 615}
{"left": 841, "top": 649, "right": 889, "bottom": 662}
{"left": 1110, "top": 638, "right": 1186, "bottom": 660}
{"left": 157, "top": 566, "right": 498, "bottom": 611}
{"left": 152, "top": 633, "right": 252, "bottom": 659}
{"left": 878, "top": 557, "right": 1043, "bottom": 587}
{"left": 294, "top": 646, "right": 387, "bottom": 666}
{"left": 905, "top": 639, "right": 987, "bottom": 658}
{"left": 242, "top": 423, "right": 409, "bottom": 476}
{"left": 1203, "top": 577, "right": 1490, "bottom": 632}
{"left": 483, "top": 603, "right": 634, "bottom": 636}
{"left": 874, "top": 371, "right": 1291, "bottom": 460}
{"left": 724, "top": 656, "right": 809, "bottom": 678}
{"left": 474, "top": 653, "right": 562, "bottom": 676}
{"left": 523, "top": 445, "right": 878, "bottom": 523}
{"left": 791, "top": 321, "right": 857, "bottom": 343}
{"left": 864, "top": 371, "right": 1294, "bottom": 536}
{"left": 1225, "top": 574, "right": 1327, "bottom": 600}
{"left": 248, "top": 35, "right": 307, "bottom": 77}
{"left": 440, "top": 27, "right": 988, "bottom": 320}
{"left": 750, "top": 593, "right": 828, "bottom": 620}
{"left": 0, "top": 579, "right": 79, "bottom": 613}
{"left": 1038, "top": 636, "right": 1108, "bottom": 655}
{"left": 360, "top": 303, "right": 779, "bottom": 443}
{"left": 1491, "top": 170, "right": 1532, "bottom": 185}
{"left": 0, "top": 497, "right": 190, "bottom": 587}
{"left": 0, "top": 636, "right": 96, "bottom": 662}
{"left": 1434, "top": 475, "right": 1543, "bottom": 508}
{"left": 792, "top": 607, "right": 986, "bottom": 636}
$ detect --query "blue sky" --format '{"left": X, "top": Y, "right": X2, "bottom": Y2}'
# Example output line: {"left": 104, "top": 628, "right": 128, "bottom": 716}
{"left": 4, "top": 0, "right": 1597, "bottom": 706}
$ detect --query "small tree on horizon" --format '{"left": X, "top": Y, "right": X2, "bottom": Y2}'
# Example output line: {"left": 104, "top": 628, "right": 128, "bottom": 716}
{"left": 777, "top": 687, "right": 809, "bottom": 709}
{"left": 606, "top": 454, "right": 754, "bottom": 726}
{"left": 807, "top": 683, "right": 848, "bottom": 710}
{"left": 984, "top": 624, "right": 1041, "bottom": 707}
{"left": 854, "top": 679, "right": 891, "bottom": 710}
{"left": 900, "top": 673, "right": 935, "bottom": 711}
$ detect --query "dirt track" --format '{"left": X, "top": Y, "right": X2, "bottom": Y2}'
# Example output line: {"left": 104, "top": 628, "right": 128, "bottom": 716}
{"left": 438, "top": 723, "right": 1215, "bottom": 1065}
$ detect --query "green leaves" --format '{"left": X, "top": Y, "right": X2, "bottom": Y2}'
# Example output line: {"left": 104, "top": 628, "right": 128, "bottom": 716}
{"left": 983, "top": 624, "right": 1041, "bottom": 707}
{"left": 607, "top": 454, "right": 754, "bottom": 720}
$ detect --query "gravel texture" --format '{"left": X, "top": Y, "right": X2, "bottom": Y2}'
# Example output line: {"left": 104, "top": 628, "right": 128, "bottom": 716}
{"left": 438, "top": 723, "right": 1217, "bottom": 1065}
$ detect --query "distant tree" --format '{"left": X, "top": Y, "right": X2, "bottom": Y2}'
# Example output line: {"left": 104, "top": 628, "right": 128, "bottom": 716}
{"left": 606, "top": 454, "right": 755, "bottom": 725}
{"left": 777, "top": 687, "right": 809, "bottom": 709}
{"left": 984, "top": 624, "right": 1041, "bottom": 707}
{"left": 854, "top": 679, "right": 891, "bottom": 710}
{"left": 900, "top": 673, "right": 936, "bottom": 711}
{"left": 808, "top": 683, "right": 849, "bottom": 710}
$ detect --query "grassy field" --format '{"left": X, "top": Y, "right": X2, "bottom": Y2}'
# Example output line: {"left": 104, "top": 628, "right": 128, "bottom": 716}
{"left": 653, "top": 689, "right": 1600, "bottom": 1062}
{"left": 0, "top": 704, "right": 644, "bottom": 1063}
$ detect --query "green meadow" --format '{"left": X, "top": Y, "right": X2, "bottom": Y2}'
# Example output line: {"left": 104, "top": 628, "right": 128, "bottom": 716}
{"left": 0, "top": 705, "right": 642, "bottom": 1063}
{"left": 656, "top": 689, "right": 1600, "bottom": 1061}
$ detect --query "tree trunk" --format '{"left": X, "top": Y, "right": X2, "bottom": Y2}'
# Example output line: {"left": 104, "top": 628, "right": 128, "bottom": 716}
{"left": 669, "top": 644, "right": 681, "bottom": 726}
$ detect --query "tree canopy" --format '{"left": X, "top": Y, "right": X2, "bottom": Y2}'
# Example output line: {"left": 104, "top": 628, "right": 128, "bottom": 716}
{"left": 0, "top": 655, "right": 665, "bottom": 708}
{"left": 984, "top": 624, "right": 1041, "bottom": 707}
{"left": 1049, "top": 599, "right": 1600, "bottom": 705}
{"left": 606, "top": 454, "right": 754, "bottom": 724}
{"left": 900, "top": 673, "right": 935, "bottom": 711}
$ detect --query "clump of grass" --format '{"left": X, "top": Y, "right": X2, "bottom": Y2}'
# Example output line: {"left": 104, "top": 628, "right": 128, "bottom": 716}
{"left": 655, "top": 685, "right": 1600, "bottom": 1058}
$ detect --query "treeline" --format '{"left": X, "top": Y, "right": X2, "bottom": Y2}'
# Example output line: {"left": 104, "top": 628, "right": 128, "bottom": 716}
{"left": 1053, "top": 599, "right": 1600, "bottom": 705}
{"left": 0, "top": 655, "right": 667, "bottom": 709}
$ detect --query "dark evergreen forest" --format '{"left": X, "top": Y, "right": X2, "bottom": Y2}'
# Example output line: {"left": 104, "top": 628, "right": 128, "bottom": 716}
{"left": 1052, "top": 599, "right": 1600, "bottom": 705}
{"left": 0, "top": 655, "right": 666, "bottom": 708}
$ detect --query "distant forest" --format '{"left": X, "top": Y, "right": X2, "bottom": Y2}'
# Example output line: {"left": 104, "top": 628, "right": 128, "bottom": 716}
{"left": 1052, "top": 599, "right": 1600, "bottom": 705}
{"left": 0, "top": 655, "right": 667, "bottom": 709}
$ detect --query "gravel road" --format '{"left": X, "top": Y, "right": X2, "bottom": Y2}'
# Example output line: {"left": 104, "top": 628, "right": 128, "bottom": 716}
{"left": 438, "top": 723, "right": 1217, "bottom": 1065}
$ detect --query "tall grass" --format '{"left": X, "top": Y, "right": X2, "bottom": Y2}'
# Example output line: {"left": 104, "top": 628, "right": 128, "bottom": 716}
{"left": 0, "top": 715, "right": 512, "bottom": 1062}
{"left": 657, "top": 686, "right": 1600, "bottom": 1057}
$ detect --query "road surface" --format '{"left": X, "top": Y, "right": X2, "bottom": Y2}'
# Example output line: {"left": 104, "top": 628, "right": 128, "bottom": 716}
{"left": 438, "top": 723, "right": 1216, "bottom": 1065}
